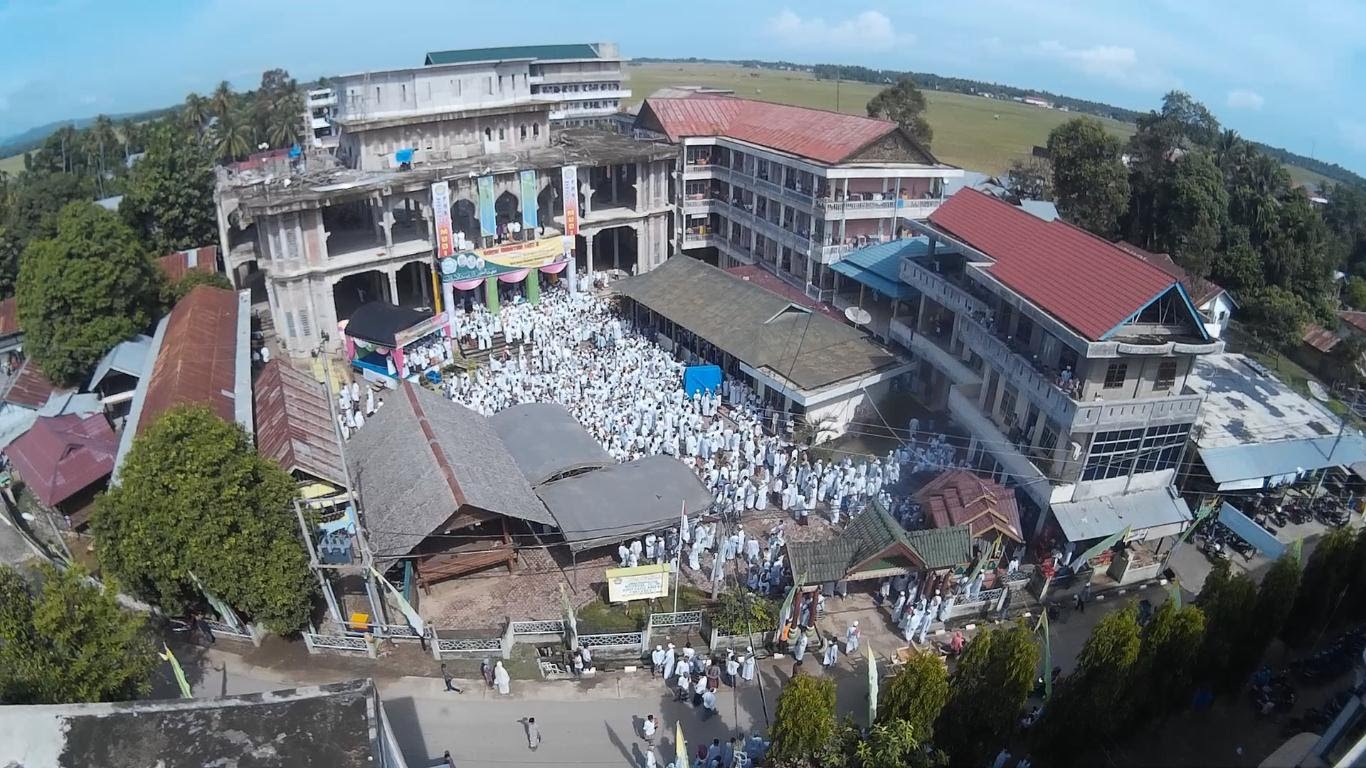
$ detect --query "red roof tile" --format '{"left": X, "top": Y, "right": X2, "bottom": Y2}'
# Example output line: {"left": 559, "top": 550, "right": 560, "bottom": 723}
{"left": 0, "top": 297, "right": 20, "bottom": 337}
{"left": 914, "top": 469, "right": 1024, "bottom": 543}
{"left": 139, "top": 285, "right": 241, "bottom": 434}
{"left": 158, "top": 245, "right": 221, "bottom": 284}
{"left": 253, "top": 360, "right": 346, "bottom": 488}
{"left": 640, "top": 96, "right": 925, "bottom": 165}
{"left": 5, "top": 413, "right": 116, "bottom": 508}
{"left": 1115, "top": 242, "right": 1225, "bottom": 307}
{"left": 928, "top": 189, "right": 1181, "bottom": 341}
{"left": 3, "top": 359, "right": 62, "bottom": 409}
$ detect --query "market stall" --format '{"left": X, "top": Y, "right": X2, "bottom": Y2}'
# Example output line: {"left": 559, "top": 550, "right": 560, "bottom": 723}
{"left": 342, "top": 302, "right": 451, "bottom": 385}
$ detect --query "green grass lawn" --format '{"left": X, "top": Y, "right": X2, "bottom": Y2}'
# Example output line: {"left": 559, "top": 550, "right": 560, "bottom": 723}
{"left": 0, "top": 152, "right": 25, "bottom": 176}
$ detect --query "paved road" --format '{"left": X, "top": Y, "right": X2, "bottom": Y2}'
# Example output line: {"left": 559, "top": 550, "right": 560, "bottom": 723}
{"left": 163, "top": 584, "right": 1175, "bottom": 768}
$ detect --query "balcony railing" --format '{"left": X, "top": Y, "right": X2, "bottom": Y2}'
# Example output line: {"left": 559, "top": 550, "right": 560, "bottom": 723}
{"left": 957, "top": 313, "right": 1077, "bottom": 426}
{"left": 910, "top": 330, "right": 982, "bottom": 388}
{"left": 900, "top": 259, "right": 990, "bottom": 317}
{"left": 889, "top": 317, "right": 915, "bottom": 350}
{"left": 947, "top": 384, "right": 1053, "bottom": 509}
{"left": 818, "top": 243, "right": 854, "bottom": 264}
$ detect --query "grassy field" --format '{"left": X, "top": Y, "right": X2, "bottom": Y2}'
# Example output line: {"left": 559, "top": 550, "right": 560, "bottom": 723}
{"left": 0, "top": 152, "right": 25, "bottom": 176}
{"left": 628, "top": 63, "right": 1133, "bottom": 175}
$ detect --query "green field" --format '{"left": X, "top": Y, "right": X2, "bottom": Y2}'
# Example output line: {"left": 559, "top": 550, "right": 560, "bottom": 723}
{"left": 0, "top": 152, "right": 25, "bottom": 176}
{"left": 628, "top": 63, "right": 1133, "bottom": 175}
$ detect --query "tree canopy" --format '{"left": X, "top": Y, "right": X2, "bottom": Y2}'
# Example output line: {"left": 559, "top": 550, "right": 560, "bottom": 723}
{"left": 162, "top": 268, "right": 234, "bottom": 307}
{"left": 770, "top": 674, "right": 838, "bottom": 766}
{"left": 935, "top": 624, "right": 1038, "bottom": 766}
{"left": 0, "top": 564, "right": 157, "bottom": 705}
{"left": 1034, "top": 608, "right": 1142, "bottom": 765}
{"left": 1046, "top": 118, "right": 1129, "bottom": 237}
{"left": 121, "top": 123, "right": 218, "bottom": 254}
{"left": 866, "top": 78, "right": 933, "bottom": 148}
{"left": 15, "top": 202, "right": 163, "bottom": 385}
{"left": 93, "top": 406, "right": 314, "bottom": 633}
{"left": 878, "top": 647, "right": 949, "bottom": 738}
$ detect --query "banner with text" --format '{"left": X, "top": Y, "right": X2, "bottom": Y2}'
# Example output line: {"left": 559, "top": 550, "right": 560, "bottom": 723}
{"left": 431, "top": 181, "right": 454, "bottom": 258}
{"left": 477, "top": 174, "right": 497, "bottom": 238}
{"left": 438, "top": 236, "right": 567, "bottom": 284}
{"left": 605, "top": 562, "right": 671, "bottom": 602}
{"left": 519, "top": 170, "right": 539, "bottom": 231}
{"left": 561, "top": 166, "right": 580, "bottom": 238}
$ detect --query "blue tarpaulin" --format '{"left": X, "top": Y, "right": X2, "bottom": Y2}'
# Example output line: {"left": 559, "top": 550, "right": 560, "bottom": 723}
{"left": 683, "top": 365, "right": 722, "bottom": 397}
{"left": 1218, "top": 501, "right": 1286, "bottom": 559}
{"left": 395, "top": 148, "right": 415, "bottom": 164}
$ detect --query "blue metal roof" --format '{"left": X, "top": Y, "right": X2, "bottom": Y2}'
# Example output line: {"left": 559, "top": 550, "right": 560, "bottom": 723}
{"left": 1199, "top": 434, "right": 1366, "bottom": 486}
{"left": 831, "top": 238, "right": 931, "bottom": 299}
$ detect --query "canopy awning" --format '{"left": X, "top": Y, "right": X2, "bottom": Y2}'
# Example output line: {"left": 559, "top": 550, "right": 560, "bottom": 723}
{"left": 1051, "top": 487, "right": 1192, "bottom": 543}
{"left": 830, "top": 260, "right": 915, "bottom": 299}
{"left": 1199, "top": 435, "right": 1366, "bottom": 489}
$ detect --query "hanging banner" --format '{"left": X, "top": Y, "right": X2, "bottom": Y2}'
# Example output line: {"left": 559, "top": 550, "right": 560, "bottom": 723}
{"left": 431, "top": 181, "right": 454, "bottom": 258}
{"left": 438, "top": 236, "right": 567, "bottom": 284}
{"left": 561, "top": 166, "right": 580, "bottom": 237}
{"left": 866, "top": 642, "right": 878, "bottom": 724}
{"left": 520, "top": 170, "right": 539, "bottom": 230}
{"left": 477, "top": 174, "right": 497, "bottom": 238}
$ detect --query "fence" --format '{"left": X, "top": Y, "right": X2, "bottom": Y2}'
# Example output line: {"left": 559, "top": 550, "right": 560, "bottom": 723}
{"left": 202, "top": 619, "right": 261, "bottom": 646}
{"left": 945, "top": 587, "right": 1007, "bottom": 621}
{"left": 303, "top": 630, "right": 375, "bottom": 658}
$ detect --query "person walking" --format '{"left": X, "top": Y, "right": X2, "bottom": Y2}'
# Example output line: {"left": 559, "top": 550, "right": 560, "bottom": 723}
{"left": 480, "top": 658, "right": 495, "bottom": 689}
{"left": 845, "top": 621, "right": 861, "bottom": 653}
{"left": 724, "top": 651, "right": 740, "bottom": 687}
{"left": 494, "top": 660, "right": 511, "bottom": 695}
{"left": 440, "top": 663, "right": 462, "bottom": 693}
{"left": 525, "top": 717, "right": 541, "bottom": 751}
{"left": 822, "top": 634, "right": 839, "bottom": 668}
{"left": 642, "top": 713, "right": 657, "bottom": 747}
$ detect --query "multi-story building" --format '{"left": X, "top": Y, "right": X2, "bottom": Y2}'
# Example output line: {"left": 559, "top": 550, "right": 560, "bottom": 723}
{"left": 304, "top": 88, "right": 338, "bottom": 149}
{"left": 895, "top": 188, "right": 1223, "bottom": 557}
{"left": 633, "top": 95, "right": 962, "bottom": 303}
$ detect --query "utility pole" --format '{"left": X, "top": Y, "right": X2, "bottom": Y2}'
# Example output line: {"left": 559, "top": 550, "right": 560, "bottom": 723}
{"left": 1313, "top": 387, "right": 1360, "bottom": 497}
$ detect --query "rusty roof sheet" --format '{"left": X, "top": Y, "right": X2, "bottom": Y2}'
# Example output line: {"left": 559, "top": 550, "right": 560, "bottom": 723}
{"left": 138, "top": 286, "right": 242, "bottom": 434}
{"left": 253, "top": 360, "right": 346, "bottom": 488}
{"left": 158, "top": 246, "right": 220, "bottom": 284}
{"left": 5, "top": 413, "right": 116, "bottom": 508}
{"left": 0, "top": 297, "right": 20, "bottom": 337}
{"left": 3, "top": 358, "right": 63, "bottom": 410}
{"left": 1303, "top": 324, "right": 1342, "bottom": 353}
{"left": 639, "top": 96, "right": 934, "bottom": 165}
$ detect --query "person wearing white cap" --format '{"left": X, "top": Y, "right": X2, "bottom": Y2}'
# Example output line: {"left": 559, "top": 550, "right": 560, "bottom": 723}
{"left": 662, "top": 643, "right": 677, "bottom": 682}
{"left": 845, "top": 621, "right": 861, "bottom": 654}
{"left": 651, "top": 645, "right": 666, "bottom": 678}
{"left": 741, "top": 647, "right": 756, "bottom": 684}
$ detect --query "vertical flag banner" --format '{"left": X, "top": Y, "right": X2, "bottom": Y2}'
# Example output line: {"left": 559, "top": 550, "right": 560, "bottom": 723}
{"left": 520, "top": 170, "right": 539, "bottom": 231}
{"left": 477, "top": 174, "right": 497, "bottom": 238}
{"left": 674, "top": 721, "right": 687, "bottom": 768}
{"left": 866, "top": 642, "right": 878, "bottom": 725}
{"left": 561, "top": 166, "right": 580, "bottom": 238}
{"left": 431, "top": 181, "right": 453, "bottom": 257}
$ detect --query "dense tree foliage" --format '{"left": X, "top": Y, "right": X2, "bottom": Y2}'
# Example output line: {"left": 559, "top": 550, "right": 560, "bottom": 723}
{"left": 866, "top": 78, "right": 933, "bottom": 148}
{"left": 1005, "top": 157, "right": 1052, "bottom": 202}
{"left": 877, "top": 647, "right": 949, "bottom": 738}
{"left": 770, "top": 674, "right": 838, "bottom": 766}
{"left": 1035, "top": 609, "right": 1143, "bottom": 765}
{"left": 1046, "top": 118, "right": 1129, "bottom": 237}
{"left": 93, "top": 406, "right": 314, "bottom": 633}
{"left": 162, "top": 268, "right": 234, "bottom": 307}
{"left": 15, "top": 202, "right": 163, "bottom": 385}
{"left": 0, "top": 564, "right": 157, "bottom": 705}
{"left": 1197, "top": 560, "right": 1260, "bottom": 691}
{"left": 122, "top": 123, "right": 217, "bottom": 253}
{"left": 1284, "top": 529, "right": 1357, "bottom": 645}
{"left": 935, "top": 624, "right": 1037, "bottom": 766}
{"left": 1129, "top": 600, "right": 1206, "bottom": 722}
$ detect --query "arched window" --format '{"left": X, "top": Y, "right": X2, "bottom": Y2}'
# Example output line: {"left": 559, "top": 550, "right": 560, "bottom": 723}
{"left": 519, "top": 124, "right": 527, "bottom": 140}
{"left": 498, "top": 127, "right": 505, "bottom": 141}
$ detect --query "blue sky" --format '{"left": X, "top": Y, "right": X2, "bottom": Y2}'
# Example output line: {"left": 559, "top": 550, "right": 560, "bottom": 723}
{"left": 3, "top": 0, "right": 1366, "bottom": 175}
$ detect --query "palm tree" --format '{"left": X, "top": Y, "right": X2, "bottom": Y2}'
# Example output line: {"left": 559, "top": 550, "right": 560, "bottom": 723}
{"left": 211, "top": 81, "right": 235, "bottom": 120}
{"left": 1214, "top": 129, "right": 1244, "bottom": 179}
{"left": 182, "top": 93, "right": 211, "bottom": 136}
{"left": 212, "top": 113, "right": 253, "bottom": 163}
{"left": 265, "top": 91, "right": 303, "bottom": 148}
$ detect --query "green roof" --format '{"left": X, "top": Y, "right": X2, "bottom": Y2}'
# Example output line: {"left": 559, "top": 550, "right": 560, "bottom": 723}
{"left": 904, "top": 526, "right": 973, "bottom": 570}
{"left": 424, "top": 44, "right": 600, "bottom": 66}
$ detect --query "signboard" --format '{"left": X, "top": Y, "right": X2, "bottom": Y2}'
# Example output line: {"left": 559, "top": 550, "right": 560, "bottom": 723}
{"left": 440, "top": 236, "right": 568, "bottom": 284}
{"left": 477, "top": 174, "right": 497, "bottom": 238}
{"left": 519, "top": 170, "right": 539, "bottom": 230}
{"left": 606, "top": 562, "right": 671, "bottom": 602}
{"left": 431, "top": 181, "right": 454, "bottom": 258}
{"left": 561, "top": 166, "right": 580, "bottom": 237}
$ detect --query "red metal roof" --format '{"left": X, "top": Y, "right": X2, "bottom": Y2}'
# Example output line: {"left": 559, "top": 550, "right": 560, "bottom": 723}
{"left": 3, "top": 358, "right": 62, "bottom": 409}
{"left": 5, "top": 413, "right": 116, "bottom": 508}
{"left": 1339, "top": 310, "right": 1366, "bottom": 334}
{"left": 158, "top": 245, "right": 221, "bottom": 284}
{"left": 914, "top": 469, "right": 1024, "bottom": 543}
{"left": 928, "top": 189, "right": 1181, "bottom": 341}
{"left": 252, "top": 360, "right": 346, "bottom": 488}
{"left": 1115, "top": 242, "right": 1224, "bottom": 307}
{"left": 723, "top": 266, "right": 844, "bottom": 321}
{"left": 139, "top": 285, "right": 241, "bottom": 434}
{"left": 0, "top": 297, "right": 20, "bottom": 337}
{"left": 641, "top": 96, "right": 913, "bottom": 165}
{"left": 1302, "top": 324, "right": 1341, "bottom": 353}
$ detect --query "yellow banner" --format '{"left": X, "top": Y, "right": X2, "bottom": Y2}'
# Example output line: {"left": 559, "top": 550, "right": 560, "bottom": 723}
{"left": 477, "top": 236, "right": 564, "bottom": 269}
{"left": 605, "top": 562, "right": 671, "bottom": 602}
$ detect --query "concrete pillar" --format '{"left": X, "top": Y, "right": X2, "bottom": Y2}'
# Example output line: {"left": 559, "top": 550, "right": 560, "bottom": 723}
{"left": 527, "top": 269, "right": 541, "bottom": 304}
{"left": 585, "top": 231, "right": 595, "bottom": 277}
{"left": 610, "top": 165, "right": 619, "bottom": 206}
{"left": 382, "top": 196, "right": 394, "bottom": 249}
{"left": 485, "top": 277, "right": 500, "bottom": 314}
{"left": 613, "top": 228, "right": 621, "bottom": 270}
{"left": 635, "top": 162, "right": 645, "bottom": 210}
{"left": 582, "top": 182, "right": 593, "bottom": 217}
{"left": 386, "top": 270, "right": 399, "bottom": 304}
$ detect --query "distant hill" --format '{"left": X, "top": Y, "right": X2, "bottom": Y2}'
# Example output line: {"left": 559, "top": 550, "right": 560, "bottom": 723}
{"left": 0, "top": 106, "right": 178, "bottom": 159}
{"left": 635, "top": 56, "right": 1365, "bottom": 189}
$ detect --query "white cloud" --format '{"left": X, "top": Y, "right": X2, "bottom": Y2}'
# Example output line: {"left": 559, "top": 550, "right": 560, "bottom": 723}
{"left": 1033, "top": 40, "right": 1138, "bottom": 80}
{"left": 1340, "top": 120, "right": 1366, "bottom": 153}
{"left": 1226, "top": 88, "right": 1265, "bottom": 110}
{"left": 765, "top": 9, "right": 898, "bottom": 51}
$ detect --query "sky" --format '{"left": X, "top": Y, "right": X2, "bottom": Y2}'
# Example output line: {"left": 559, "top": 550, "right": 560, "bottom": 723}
{"left": 2, "top": 0, "right": 1365, "bottom": 174}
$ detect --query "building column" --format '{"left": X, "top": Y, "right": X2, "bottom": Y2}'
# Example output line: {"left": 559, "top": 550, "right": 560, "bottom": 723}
{"left": 386, "top": 270, "right": 399, "bottom": 304}
{"left": 485, "top": 277, "right": 501, "bottom": 314}
{"left": 610, "top": 165, "right": 619, "bottom": 206}
{"left": 839, "top": 178, "right": 849, "bottom": 246}
{"left": 381, "top": 196, "right": 394, "bottom": 249}
{"left": 527, "top": 270, "right": 541, "bottom": 304}
{"left": 635, "top": 162, "right": 646, "bottom": 211}
{"left": 613, "top": 228, "right": 621, "bottom": 270}
{"left": 582, "top": 181, "right": 593, "bottom": 217}
{"left": 585, "top": 231, "right": 596, "bottom": 277}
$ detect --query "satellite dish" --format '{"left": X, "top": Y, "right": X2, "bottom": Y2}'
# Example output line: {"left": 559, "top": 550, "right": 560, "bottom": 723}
{"left": 1308, "top": 380, "right": 1331, "bottom": 402}
{"left": 844, "top": 306, "right": 873, "bottom": 325}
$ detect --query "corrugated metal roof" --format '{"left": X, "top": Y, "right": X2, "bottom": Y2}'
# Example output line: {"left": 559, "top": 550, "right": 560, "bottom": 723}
{"left": 914, "top": 469, "right": 1024, "bottom": 543}
{"left": 928, "top": 189, "right": 1189, "bottom": 341}
{"left": 5, "top": 413, "right": 116, "bottom": 508}
{"left": 424, "top": 44, "right": 600, "bottom": 66}
{"left": 488, "top": 403, "right": 611, "bottom": 487}
{"left": 138, "top": 286, "right": 242, "bottom": 435}
{"left": 1199, "top": 435, "right": 1366, "bottom": 486}
{"left": 722, "top": 266, "right": 843, "bottom": 321}
{"left": 1050, "top": 487, "right": 1192, "bottom": 542}
{"left": 0, "top": 297, "right": 20, "bottom": 337}
{"left": 252, "top": 360, "right": 347, "bottom": 489}
{"left": 903, "top": 525, "right": 973, "bottom": 570}
{"left": 536, "top": 455, "right": 713, "bottom": 551}
{"left": 640, "top": 96, "right": 932, "bottom": 165}
{"left": 158, "top": 246, "right": 220, "bottom": 284}
{"left": 1115, "top": 241, "right": 1224, "bottom": 307}
{"left": 3, "top": 359, "right": 63, "bottom": 410}
{"left": 1302, "top": 324, "right": 1341, "bottom": 353}
{"left": 87, "top": 334, "right": 153, "bottom": 390}
{"left": 830, "top": 239, "right": 921, "bottom": 299}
